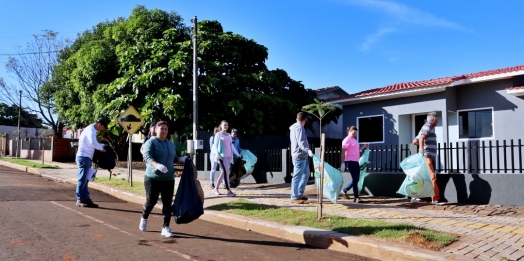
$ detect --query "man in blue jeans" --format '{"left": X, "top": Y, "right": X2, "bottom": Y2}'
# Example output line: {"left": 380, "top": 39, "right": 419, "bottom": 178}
{"left": 289, "top": 112, "right": 313, "bottom": 204}
{"left": 75, "top": 117, "right": 109, "bottom": 208}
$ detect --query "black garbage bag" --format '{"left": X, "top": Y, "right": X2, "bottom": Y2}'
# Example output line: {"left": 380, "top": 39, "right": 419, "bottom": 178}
{"left": 172, "top": 158, "right": 204, "bottom": 224}
{"left": 93, "top": 144, "right": 116, "bottom": 170}
{"left": 229, "top": 157, "right": 246, "bottom": 188}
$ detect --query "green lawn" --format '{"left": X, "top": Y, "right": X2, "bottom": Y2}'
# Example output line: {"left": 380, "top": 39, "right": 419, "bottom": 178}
{"left": 208, "top": 199, "right": 457, "bottom": 250}
{"left": 0, "top": 158, "right": 59, "bottom": 169}
{"left": 93, "top": 176, "right": 146, "bottom": 195}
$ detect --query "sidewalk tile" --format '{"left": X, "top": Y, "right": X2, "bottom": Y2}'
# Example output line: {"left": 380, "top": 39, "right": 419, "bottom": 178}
{"left": 466, "top": 223, "right": 488, "bottom": 229}
{"left": 478, "top": 244, "right": 493, "bottom": 252}
{"left": 497, "top": 226, "right": 519, "bottom": 233}
{"left": 482, "top": 224, "right": 504, "bottom": 231}
{"left": 455, "top": 221, "right": 475, "bottom": 227}
{"left": 513, "top": 228, "right": 524, "bottom": 235}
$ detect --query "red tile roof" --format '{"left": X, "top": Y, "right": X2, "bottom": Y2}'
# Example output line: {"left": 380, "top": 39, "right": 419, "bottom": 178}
{"left": 326, "top": 65, "right": 524, "bottom": 102}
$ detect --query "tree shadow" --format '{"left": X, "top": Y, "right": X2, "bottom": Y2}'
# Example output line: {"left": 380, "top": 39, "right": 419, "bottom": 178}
{"left": 172, "top": 232, "right": 316, "bottom": 249}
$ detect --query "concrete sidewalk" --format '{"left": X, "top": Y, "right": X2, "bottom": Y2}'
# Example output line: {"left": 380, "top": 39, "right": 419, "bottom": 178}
{"left": 3, "top": 159, "right": 524, "bottom": 260}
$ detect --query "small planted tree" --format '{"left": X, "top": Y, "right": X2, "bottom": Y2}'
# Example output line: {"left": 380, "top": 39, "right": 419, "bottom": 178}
{"left": 302, "top": 99, "right": 340, "bottom": 138}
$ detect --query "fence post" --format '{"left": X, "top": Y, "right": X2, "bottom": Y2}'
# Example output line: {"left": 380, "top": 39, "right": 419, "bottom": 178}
{"left": 204, "top": 153, "right": 208, "bottom": 172}
{"left": 281, "top": 149, "right": 287, "bottom": 176}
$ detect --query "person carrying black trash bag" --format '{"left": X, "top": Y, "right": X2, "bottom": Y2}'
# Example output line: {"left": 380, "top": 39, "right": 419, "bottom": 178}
{"left": 139, "top": 121, "right": 187, "bottom": 238}
{"left": 172, "top": 157, "right": 204, "bottom": 224}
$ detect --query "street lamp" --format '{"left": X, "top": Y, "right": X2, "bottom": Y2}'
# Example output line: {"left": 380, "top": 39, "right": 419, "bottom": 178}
{"left": 190, "top": 16, "right": 198, "bottom": 142}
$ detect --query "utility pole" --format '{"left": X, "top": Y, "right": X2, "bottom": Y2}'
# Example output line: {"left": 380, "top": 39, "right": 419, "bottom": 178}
{"left": 191, "top": 16, "right": 198, "bottom": 142}
{"left": 17, "top": 90, "right": 22, "bottom": 158}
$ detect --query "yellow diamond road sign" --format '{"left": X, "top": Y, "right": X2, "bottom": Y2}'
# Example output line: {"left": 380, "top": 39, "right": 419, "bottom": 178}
{"left": 117, "top": 106, "right": 145, "bottom": 135}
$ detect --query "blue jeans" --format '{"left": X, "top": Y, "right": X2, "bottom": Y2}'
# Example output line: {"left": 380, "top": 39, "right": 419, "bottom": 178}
{"left": 342, "top": 161, "right": 360, "bottom": 198}
{"left": 291, "top": 159, "right": 310, "bottom": 200}
{"left": 76, "top": 156, "right": 92, "bottom": 201}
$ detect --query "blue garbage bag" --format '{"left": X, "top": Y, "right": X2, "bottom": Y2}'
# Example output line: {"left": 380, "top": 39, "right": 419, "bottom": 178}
{"left": 172, "top": 158, "right": 204, "bottom": 224}
{"left": 240, "top": 150, "right": 257, "bottom": 179}
{"left": 357, "top": 148, "right": 370, "bottom": 193}
{"left": 313, "top": 155, "right": 344, "bottom": 204}
{"left": 397, "top": 153, "right": 435, "bottom": 198}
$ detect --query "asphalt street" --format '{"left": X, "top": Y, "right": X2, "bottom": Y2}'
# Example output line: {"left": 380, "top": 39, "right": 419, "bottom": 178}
{"left": 0, "top": 166, "right": 376, "bottom": 261}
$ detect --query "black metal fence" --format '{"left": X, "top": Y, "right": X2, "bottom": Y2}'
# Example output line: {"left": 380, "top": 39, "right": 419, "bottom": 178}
{"left": 322, "top": 139, "right": 523, "bottom": 174}
{"left": 195, "top": 149, "right": 285, "bottom": 172}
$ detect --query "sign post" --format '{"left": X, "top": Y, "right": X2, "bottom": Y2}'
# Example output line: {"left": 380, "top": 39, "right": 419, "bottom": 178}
{"left": 117, "top": 106, "right": 144, "bottom": 187}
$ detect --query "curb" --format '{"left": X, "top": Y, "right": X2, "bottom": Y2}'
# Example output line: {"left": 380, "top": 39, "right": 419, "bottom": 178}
{"left": 0, "top": 160, "right": 41, "bottom": 175}
{"left": 0, "top": 161, "right": 473, "bottom": 261}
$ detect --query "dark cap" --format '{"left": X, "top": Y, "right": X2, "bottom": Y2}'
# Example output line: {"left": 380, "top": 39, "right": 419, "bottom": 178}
{"left": 96, "top": 117, "right": 110, "bottom": 129}
{"left": 232, "top": 129, "right": 238, "bottom": 133}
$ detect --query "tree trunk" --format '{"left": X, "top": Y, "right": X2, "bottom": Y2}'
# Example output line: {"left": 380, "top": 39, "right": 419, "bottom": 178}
{"left": 52, "top": 122, "right": 64, "bottom": 138}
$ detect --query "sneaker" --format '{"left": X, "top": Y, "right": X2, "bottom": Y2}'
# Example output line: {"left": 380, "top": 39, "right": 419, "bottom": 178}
{"left": 76, "top": 200, "right": 88, "bottom": 207}
{"left": 211, "top": 183, "right": 215, "bottom": 189}
{"left": 354, "top": 198, "right": 363, "bottom": 203}
{"left": 411, "top": 198, "right": 425, "bottom": 203}
{"left": 227, "top": 191, "right": 236, "bottom": 197}
{"left": 139, "top": 218, "right": 147, "bottom": 231}
{"left": 432, "top": 201, "right": 444, "bottom": 205}
{"left": 84, "top": 198, "right": 99, "bottom": 208}
{"left": 343, "top": 190, "right": 350, "bottom": 199}
{"left": 299, "top": 196, "right": 308, "bottom": 201}
{"left": 223, "top": 184, "right": 228, "bottom": 189}
{"left": 291, "top": 199, "right": 306, "bottom": 204}
{"left": 161, "top": 226, "right": 174, "bottom": 238}
{"left": 212, "top": 189, "right": 221, "bottom": 195}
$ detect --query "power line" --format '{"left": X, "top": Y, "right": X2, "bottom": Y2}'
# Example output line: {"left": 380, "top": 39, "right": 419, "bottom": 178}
{"left": 0, "top": 51, "right": 60, "bottom": 56}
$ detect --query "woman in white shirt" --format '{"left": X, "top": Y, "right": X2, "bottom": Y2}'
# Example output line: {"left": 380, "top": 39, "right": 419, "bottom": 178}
{"left": 212, "top": 120, "right": 240, "bottom": 197}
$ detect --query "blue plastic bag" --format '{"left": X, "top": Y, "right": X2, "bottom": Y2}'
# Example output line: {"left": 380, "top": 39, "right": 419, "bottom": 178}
{"left": 357, "top": 148, "right": 370, "bottom": 193}
{"left": 313, "top": 155, "right": 344, "bottom": 204}
{"left": 397, "top": 154, "right": 435, "bottom": 198}
{"left": 240, "top": 150, "right": 257, "bottom": 179}
{"left": 172, "top": 158, "right": 204, "bottom": 224}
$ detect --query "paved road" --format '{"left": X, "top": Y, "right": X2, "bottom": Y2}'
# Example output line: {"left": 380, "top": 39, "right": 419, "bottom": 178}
{"left": 0, "top": 166, "right": 375, "bottom": 261}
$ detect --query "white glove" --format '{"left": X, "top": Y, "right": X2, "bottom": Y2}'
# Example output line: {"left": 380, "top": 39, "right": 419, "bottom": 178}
{"left": 340, "top": 163, "right": 345, "bottom": 171}
{"left": 308, "top": 150, "right": 313, "bottom": 157}
{"left": 155, "top": 163, "right": 168, "bottom": 173}
{"left": 178, "top": 156, "right": 188, "bottom": 163}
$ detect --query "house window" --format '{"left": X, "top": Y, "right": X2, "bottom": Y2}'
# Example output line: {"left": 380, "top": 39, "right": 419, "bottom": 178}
{"left": 458, "top": 108, "right": 493, "bottom": 139}
{"left": 357, "top": 115, "right": 384, "bottom": 143}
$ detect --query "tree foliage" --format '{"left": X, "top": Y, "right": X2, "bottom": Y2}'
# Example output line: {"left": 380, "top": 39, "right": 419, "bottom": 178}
{"left": 302, "top": 99, "right": 343, "bottom": 137}
{"left": 0, "top": 103, "right": 45, "bottom": 128}
{"left": 53, "top": 6, "right": 316, "bottom": 140}
{"left": 1, "top": 30, "right": 67, "bottom": 136}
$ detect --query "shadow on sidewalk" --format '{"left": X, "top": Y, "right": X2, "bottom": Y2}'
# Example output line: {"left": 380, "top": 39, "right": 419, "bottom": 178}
{"left": 171, "top": 232, "right": 316, "bottom": 249}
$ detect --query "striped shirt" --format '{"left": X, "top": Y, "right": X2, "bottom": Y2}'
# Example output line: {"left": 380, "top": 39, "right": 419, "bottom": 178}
{"left": 419, "top": 123, "right": 437, "bottom": 159}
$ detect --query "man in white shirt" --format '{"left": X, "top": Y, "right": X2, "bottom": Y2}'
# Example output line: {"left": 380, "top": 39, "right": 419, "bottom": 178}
{"left": 75, "top": 117, "right": 108, "bottom": 208}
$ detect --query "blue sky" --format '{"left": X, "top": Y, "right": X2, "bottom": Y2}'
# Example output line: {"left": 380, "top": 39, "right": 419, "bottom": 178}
{"left": 1, "top": 0, "right": 523, "bottom": 95}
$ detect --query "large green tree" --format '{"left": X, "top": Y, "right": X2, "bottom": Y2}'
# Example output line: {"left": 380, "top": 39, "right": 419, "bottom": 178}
{"left": 53, "top": 6, "right": 316, "bottom": 139}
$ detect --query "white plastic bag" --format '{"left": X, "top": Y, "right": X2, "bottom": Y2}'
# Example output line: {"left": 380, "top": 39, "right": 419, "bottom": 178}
{"left": 397, "top": 154, "right": 434, "bottom": 198}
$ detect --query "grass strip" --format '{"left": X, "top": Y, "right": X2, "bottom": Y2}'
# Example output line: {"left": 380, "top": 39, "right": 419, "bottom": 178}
{"left": 94, "top": 176, "right": 146, "bottom": 195}
{"left": 208, "top": 199, "right": 457, "bottom": 250}
{"left": 0, "top": 158, "right": 59, "bottom": 169}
